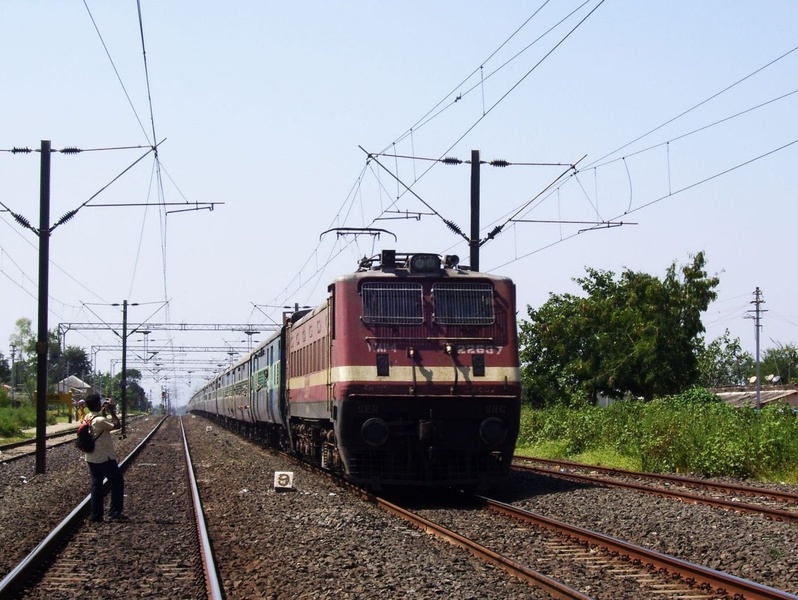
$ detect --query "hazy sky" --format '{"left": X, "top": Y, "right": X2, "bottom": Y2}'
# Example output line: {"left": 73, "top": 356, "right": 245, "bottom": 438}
{"left": 2, "top": 1, "right": 796, "bottom": 404}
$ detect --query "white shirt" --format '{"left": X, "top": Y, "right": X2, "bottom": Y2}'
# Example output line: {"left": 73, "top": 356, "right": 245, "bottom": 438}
{"left": 84, "top": 411, "right": 118, "bottom": 463}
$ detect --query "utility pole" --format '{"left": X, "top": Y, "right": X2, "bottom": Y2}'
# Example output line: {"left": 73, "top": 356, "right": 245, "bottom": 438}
{"left": 10, "top": 345, "right": 17, "bottom": 405}
{"left": 35, "top": 140, "right": 51, "bottom": 474}
{"left": 470, "top": 149, "right": 481, "bottom": 272}
{"left": 121, "top": 300, "right": 128, "bottom": 437}
{"left": 112, "top": 300, "right": 138, "bottom": 438}
{"left": 746, "top": 287, "right": 766, "bottom": 410}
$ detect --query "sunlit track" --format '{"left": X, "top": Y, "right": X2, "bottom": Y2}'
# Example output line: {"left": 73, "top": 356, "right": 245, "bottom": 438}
{"left": 477, "top": 494, "right": 798, "bottom": 600}
{"left": 513, "top": 457, "right": 798, "bottom": 523}
{"left": 180, "top": 417, "right": 223, "bottom": 600}
{"left": 373, "top": 494, "right": 592, "bottom": 600}
{"left": 0, "top": 431, "right": 77, "bottom": 462}
{"left": 0, "top": 417, "right": 221, "bottom": 600}
{"left": 0, "top": 417, "right": 165, "bottom": 597}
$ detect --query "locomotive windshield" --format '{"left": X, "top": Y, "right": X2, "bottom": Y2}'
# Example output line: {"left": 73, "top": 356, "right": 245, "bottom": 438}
{"left": 361, "top": 282, "right": 423, "bottom": 325}
{"left": 432, "top": 283, "right": 495, "bottom": 325}
{"left": 360, "top": 281, "right": 495, "bottom": 326}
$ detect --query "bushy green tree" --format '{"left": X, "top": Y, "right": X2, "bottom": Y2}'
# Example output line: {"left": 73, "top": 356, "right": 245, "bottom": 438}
{"left": 53, "top": 346, "right": 92, "bottom": 383}
{"left": 697, "top": 329, "right": 753, "bottom": 387}
{"left": 93, "top": 369, "right": 148, "bottom": 412}
{"left": 8, "top": 317, "right": 34, "bottom": 388}
{"left": 760, "top": 342, "right": 798, "bottom": 384}
{"left": 520, "top": 252, "right": 719, "bottom": 406}
{"left": 0, "top": 352, "right": 9, "bottom": 383}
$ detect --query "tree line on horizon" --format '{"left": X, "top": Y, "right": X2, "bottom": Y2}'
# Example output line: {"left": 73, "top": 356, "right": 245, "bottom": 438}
{"left": 0, "top": 317, "right": 150, "bottom": 411}
{"left": 1, "top": 251, "right": 796, "bottom": 410}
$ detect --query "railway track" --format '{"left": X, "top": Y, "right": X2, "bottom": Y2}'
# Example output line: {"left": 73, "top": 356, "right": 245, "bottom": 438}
{"left": 513, "top": 456, "right": 798, "bottom": 523}
{"left": 74, "top": 413, "right": 786, "bottom": 599}
{"left": 383, "top": 489, "right": 798, "bottom": 600}
{"left": 0, "top": 431, "right": 78, "bottom": 463}
{"left": 0, "top": 417, "right": 221, "bottom": 600}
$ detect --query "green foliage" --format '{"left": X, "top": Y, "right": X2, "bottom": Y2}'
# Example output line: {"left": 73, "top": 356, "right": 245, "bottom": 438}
{"left": 0, "top": 403, "right": 37, "bottom": 438}
{"left": 759, "top": 343, "right": 798, "bottom": 385}
{"left": 519, "top": 252, "right": 719, "bottom": 405}
{"left": 0, "top": 352, "right": 10, "bottom": 383}
{"left": 52, "top": 345, "right": 92, "bottom": 385}
{"left": 517, "top": 388, "right": 798, "bottom": 480}
{"left": 696, "top": 330, "right": 753, "bottom": 387}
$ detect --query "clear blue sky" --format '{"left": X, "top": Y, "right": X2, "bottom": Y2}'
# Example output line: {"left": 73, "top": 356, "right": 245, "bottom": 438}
{"left": 2, "top": 1, "right": 796, "bottom": 404}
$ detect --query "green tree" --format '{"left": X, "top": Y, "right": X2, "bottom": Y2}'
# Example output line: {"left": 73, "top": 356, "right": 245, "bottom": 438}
{"left": 93, "top": 369, "right": 147, "bottom": 412}
{"left": 760, "top": 342, "right": 798, "bottom": 384}
{"left": 53, "top": 346, "right": 92, "bottom": 384}
{"left": 520, "top": 252, "right": 719, "bottom": 406}
{"left": 8, "top": 318, "right": 34, "bottom": 387}
{"left": 0, "top": 352, "right": 9, "bottom": 383}
{"left": 697, "top": 330, "right": 753, "bottom": 387}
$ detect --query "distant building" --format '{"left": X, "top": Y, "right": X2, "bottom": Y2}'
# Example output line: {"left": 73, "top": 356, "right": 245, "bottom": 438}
{"left": 713, "top": 386, "right": 798, "bottom": 409}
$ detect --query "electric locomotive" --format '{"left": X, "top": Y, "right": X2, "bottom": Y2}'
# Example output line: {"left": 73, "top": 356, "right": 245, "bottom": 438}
{"left": 189, "top": 250, "right": 521, "bottom": 489}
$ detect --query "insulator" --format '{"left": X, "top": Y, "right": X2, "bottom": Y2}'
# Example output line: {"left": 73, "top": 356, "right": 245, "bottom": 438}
{"left": 486, "top": 225, "right": 503, "bottom": 240}
{"left": 11, "top": 147, "right": 32, "bottom": 154}
{"left": 441, "top": 157, "right": 462, "bottom": 165}
{"left": 59, "top": 147, "right": 82, "bottom": 154}
{"left": 13, "top": 213, "right": 33, "bottom": 230}
{"left": 489, "top": 159, "right": 510, "bottom": 168}
{"left": 56, "top": 209, "right": 78, "bottom": 225}
{"left": 443, "top": 219, "right": 464, "bottom": 237}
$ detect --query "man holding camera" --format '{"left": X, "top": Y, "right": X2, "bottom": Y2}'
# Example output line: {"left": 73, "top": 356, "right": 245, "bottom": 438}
{"left": 84, "top": 393, "right": 126, "bottom": 523}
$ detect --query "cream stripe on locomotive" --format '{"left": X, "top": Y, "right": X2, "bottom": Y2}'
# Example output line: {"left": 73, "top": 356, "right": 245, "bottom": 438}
{"left": 289, "top": 366, "right": 520, "bottom": 389}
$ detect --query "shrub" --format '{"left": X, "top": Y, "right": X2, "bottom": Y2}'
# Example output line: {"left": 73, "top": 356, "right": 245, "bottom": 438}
{"left": 517, "top": 388, "right": 798, "bottom": 480}
{"left": 0, "top": 407, "right": 22, "bottom": 437}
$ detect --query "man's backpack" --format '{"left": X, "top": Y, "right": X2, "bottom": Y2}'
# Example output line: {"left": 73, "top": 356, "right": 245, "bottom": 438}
{"left": 76, "top": 416, "right": 102, "bottom": 453}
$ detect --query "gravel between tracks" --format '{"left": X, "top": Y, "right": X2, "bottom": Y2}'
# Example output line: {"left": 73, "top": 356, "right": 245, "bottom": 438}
{"left": 499, "top": 469, "right": 798, "bottom": 594}
{"left": 0, "top": 416, "right": 157, "bottom": 580}
{"left": 14, "top": 417, "right": 205, "bottom": 600}
{"left": 3, "top": 414, "right": 797, "bottom": 598}
{"left": 182, "top": 415, "right": 545, "bottom": 599}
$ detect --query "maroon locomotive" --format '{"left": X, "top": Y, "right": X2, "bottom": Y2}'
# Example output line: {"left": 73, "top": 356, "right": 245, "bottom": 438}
{"left": 190, "top": 250, "right": 521, "bottom": 489}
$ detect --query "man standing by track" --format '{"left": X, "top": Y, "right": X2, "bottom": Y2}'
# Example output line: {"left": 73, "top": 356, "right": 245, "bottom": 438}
{"left": 84, "top": 393, "right": 126, "bottom": 522}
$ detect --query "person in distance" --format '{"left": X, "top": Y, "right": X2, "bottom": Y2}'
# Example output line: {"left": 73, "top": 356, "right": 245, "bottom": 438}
{"left": 84, "top": 393, "right": 127, "bottom": 523}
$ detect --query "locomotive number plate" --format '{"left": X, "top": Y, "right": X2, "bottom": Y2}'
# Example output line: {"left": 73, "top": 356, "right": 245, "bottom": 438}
{"left": 456, "top": 344, "right": 503, "bottom": 355}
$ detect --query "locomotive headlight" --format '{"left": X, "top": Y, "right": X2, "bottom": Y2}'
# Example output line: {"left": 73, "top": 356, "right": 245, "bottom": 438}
{"left": 479, "top": 417, "right": 507, "bottom": 446}
{"left": 361, "top": 418, "right": 390, "bottom": 446}
{"left": 409, "top": 253, "right": 440, "bottom": 273}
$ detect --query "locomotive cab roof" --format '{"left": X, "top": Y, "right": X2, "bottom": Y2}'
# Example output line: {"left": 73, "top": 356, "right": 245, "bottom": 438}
{"left": 358, "top": 250, "right": 464, "bottom": 274}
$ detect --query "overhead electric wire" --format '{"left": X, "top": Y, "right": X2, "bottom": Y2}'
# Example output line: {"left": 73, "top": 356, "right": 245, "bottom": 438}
{"left": 584, "top": 43, "right": 798, "bottom": 170}
{"left": 461, "top": 53, "right": 798, "bottom": 271}
{"left": 489, "top": 138, "right": 798, "bottom": 272}
{"left": 588, "top": 87, "right": 798, "bottom": 171}
{"left": 268, "top": 1, "right": 609, "bottom": 316}
{"left": 372, "top": 0, "right": 607, "bottom": 229}
{"left": 249, "top": 3, "right": 601, "bottom": 318}
{"left": 384, "top": 0, "right": 554, "bottom": 152}
{"left": 83, "top": 0, "right": 151, "bottom": 144}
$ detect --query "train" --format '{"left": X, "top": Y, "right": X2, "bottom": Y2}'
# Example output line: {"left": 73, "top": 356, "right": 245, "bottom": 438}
{"left": 188, "top": 250, "right": 521, "bottom": 489}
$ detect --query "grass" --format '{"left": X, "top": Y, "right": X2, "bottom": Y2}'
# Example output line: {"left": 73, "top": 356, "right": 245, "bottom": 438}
{"left": 517, "top": 442, "right": 642, "bottom": 472}
{"left": 516, "top": 389, "right": 798, "bottom": 483}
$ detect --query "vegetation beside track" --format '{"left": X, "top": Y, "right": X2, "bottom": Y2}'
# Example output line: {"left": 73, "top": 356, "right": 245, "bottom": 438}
{"left": 0, "top": 399, "right": 56, "bottom": 439}
{"left": 516, "top": 388, "right": 798, "bottom": 483}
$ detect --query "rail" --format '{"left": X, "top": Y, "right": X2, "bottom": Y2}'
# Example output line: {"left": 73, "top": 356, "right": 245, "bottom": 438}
{"left": 481, "top": 495, "right": 798, "bottom": 600}
{"left": 0, "top": 417, "right": 167, "bottom": 597}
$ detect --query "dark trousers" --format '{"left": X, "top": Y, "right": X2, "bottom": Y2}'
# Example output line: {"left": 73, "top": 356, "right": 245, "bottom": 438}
{"left": 88, "top": 459, "right": 124, "bottom": 520}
